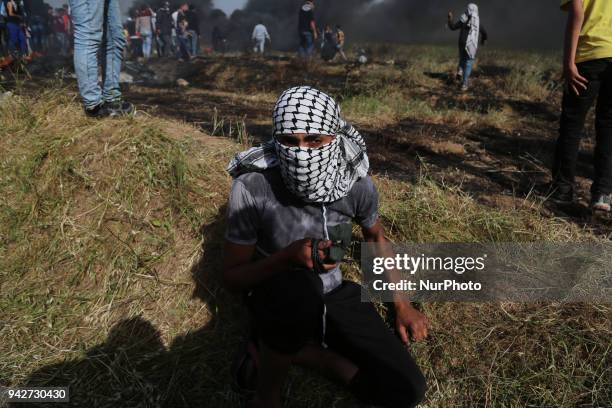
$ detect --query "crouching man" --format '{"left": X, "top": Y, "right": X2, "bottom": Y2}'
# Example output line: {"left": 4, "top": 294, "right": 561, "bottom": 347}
{"left": 223, "top": 86, "right": 428, "bottom": 408}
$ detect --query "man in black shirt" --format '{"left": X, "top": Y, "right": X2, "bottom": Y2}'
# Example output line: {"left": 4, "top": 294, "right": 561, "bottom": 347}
{"left": 156, "top": 1, "right": 173, "bottom": 57}
{"left": 185, "top": 4, "right": 199, "bottom": 56}
{"left": 298, "top": 0, "right": 317, "bottom": 58}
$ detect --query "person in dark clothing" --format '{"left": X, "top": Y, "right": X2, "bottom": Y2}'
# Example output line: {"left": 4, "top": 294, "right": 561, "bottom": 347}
{"left": 185, "top": 4, "right": 199, "bottom": 56}
{"left": 156, "top": 2, "right": 173, "bottom": 57}
{"left": 298, "top": 0, "right": 317, "bottom": 58}
{"left": 552, "top": 0, "right": 612, "bottom": 212}
{"left": 225, "top": 86, "right": 428, "bottom": 408}
{"left": 0, "top": 7, "right": 7, "bottom": 57}
{"left": 321, "top": 24, "right": 336, "bottom": 61}
{"left": 29, "top": 13, "right": 45, "bottom": 53}
{"left": 212, "top": 25, "right": 225, "bottom": 53}
{"left": 447, "top": 3, "right": 488, "bottom": 91}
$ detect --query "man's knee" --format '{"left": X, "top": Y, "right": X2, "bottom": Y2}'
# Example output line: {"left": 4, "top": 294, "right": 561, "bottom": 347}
{"left": 382, "top": 367, "right": 427, "bottom": 407}
{"left": 351, "top": 366, "right": 427, "bottom": 407}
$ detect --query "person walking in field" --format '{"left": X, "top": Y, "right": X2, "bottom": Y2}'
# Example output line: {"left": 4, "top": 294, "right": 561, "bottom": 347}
{"left": 224, "top": 86, "right": 428, "bottom": 408}
{"left": 552, "top": 0, "right": 612, "bottom": 212}
{"left": 447, "top": 3, "right": 488, "bottom": 91}
{"left": 252, "top": 21, "right": 270, "bottom": 55}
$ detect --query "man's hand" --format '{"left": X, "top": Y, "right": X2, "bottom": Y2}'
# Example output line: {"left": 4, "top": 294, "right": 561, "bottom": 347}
{"left": 395, "top": 300, "right": 428, "bottom": 344}
{"left": 447, "top": 11, "right": 453, "bottom": 21}
{"left": 285, "top": 238, "right": 337, "bottom": 271}
{"left": 565, "top": 62, "right": 588, "bottom": 95}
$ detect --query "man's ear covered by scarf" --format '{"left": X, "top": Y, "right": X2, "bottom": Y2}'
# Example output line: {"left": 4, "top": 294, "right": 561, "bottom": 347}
{"left": 227, "top": 86, "right": 369, "bottom": 204}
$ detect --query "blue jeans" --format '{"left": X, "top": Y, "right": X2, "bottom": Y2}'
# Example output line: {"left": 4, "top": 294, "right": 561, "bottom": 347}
{"left": 7, "top": 22, "right": 27, "bottom": 56}
{"left": 55, "top": 32, "right": 69, "bottom": 56}
{"left": 69, "top": 0, "right": 126, "bottom": 109}
{"left": 459, "top": 49, "right": 475, "bottom": 87}
{"left": 188, "top": 31, "right": 198, "bottom": 56}
{"left": 298, "top": 31, "right": 314, "bottom": 58}
{"left": 177, "top": 35, "right": 190, "bottom": 60}
{"left": 141, "top": 33, "right": 152, "bottom": 59}
{"left": 30, "top": 24, "right": 45, "bottom": 52}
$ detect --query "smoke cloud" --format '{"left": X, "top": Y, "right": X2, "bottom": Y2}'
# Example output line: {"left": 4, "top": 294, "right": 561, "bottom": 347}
{"left": 120, "top": 0, "right": 566, "bottom": 51}
{"left": 242, "top": 0, "right": 566, "bottom": 50}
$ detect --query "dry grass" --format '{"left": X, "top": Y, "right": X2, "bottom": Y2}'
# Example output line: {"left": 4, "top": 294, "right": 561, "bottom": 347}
{"left": 0, "top": 59, "right": 610, "bottom": 408}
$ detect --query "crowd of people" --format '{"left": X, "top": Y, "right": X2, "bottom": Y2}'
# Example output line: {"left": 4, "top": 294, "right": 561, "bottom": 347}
{"left": 0, "top": 1, "right": 72, "bottom": 61}
{"left": 123, "top": 2, "right": 201, "bottom": 62}
{"left": 297, "top": 1, "right": 347, "bottom": 62}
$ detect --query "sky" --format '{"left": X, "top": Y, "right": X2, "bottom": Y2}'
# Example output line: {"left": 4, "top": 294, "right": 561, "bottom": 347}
{"left": 215, "top": 0, "right": 247, "bottom": 15}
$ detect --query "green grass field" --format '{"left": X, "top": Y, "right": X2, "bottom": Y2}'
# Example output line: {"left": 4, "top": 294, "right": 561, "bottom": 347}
{"left": 1, "top": 45, "right": 611, "bottom": 407}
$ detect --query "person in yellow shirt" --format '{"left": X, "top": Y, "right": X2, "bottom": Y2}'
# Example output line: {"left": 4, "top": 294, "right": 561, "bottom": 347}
{"left": 552, "top": 0, "right": 612, "bottom": 212}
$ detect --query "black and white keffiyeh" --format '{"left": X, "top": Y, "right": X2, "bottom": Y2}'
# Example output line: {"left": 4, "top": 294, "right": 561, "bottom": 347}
{"left": 460, "top": 3, "right": 480, "bottom": 59}
{"left": 227, "top": 86, "right": 369, "bottom": 203}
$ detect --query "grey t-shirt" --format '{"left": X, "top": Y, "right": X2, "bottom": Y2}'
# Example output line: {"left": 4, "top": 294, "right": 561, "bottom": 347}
{"left": 225, "top": 169, "right": 379, "bottom": 293}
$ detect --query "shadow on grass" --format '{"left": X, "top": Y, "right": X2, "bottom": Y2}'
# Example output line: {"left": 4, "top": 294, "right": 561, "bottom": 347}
{"left": 20, "top": 205, "right": 250, "bottom": 407}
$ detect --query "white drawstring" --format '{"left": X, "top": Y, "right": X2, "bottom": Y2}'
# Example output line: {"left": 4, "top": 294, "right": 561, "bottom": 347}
{"left": 321, "top": 204, "right": 329, "bottom": 348}
{"left": 322, "top": 204, "right": 329, "bottom": 240}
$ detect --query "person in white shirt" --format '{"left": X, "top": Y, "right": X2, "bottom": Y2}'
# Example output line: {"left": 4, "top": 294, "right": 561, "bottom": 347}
{"left": 252, "top": 21, "right": 270, "bottom": 54}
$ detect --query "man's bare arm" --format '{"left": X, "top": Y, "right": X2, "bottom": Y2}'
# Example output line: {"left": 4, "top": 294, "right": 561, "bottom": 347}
{"left": 362, "top": 221, "right": 428, "bottom": 343}
{"left": 564, "top": 0, "right": 588, "bottom": 95}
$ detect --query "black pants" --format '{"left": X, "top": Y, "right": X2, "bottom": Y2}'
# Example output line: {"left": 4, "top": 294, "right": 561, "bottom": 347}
{"left": 159, "top": 33, "right": 172, "bottom": 57}
{"left": 553, "top": 58, "right": 612, "bottom": 196}
{"left": 247, "top": 270, "right": 427, "bottom": 407}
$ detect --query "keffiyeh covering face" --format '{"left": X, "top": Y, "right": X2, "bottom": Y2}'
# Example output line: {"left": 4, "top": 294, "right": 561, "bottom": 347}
{"left": 460, "top": 3, "right": 480, "bottom": 59}
{"left": 227, "top": 86, "right": 369, "bottom": 203}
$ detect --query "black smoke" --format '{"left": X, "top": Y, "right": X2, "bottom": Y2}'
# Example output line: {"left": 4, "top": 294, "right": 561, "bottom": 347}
{"left": 240, "top": 0, "right": 566, "bottom": 51}
{"left": 121, "top": 0, "right": 567, "bottom": 52}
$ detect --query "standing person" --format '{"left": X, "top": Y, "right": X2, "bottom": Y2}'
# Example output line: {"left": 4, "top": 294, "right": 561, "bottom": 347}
{"left": 212, "top": 25, "right": 225, "bottom": 53}
{"left": 320, "top": 24, "right": 336, "bottom": 62}
{"left": 447, "top": 3, "right": 487, "bottom": 91}
{"left": 552, "top": 0, "right": 612, "bottom": 212}
{"left": 52, "top": 7, "right": 69, "bottom": 56}
{"left": 68, "top": 0, "right": 133, "bottom": 117}
{"left": 135, "top": 5, "right": 154, "bottom": 60}
{"left": 0, "top": 2, "right": 7, "bottom": 57}
{"left": 172, "top": 3, "right": 188, "bottom": 58}
{"left": 335, "top": 24, "right": 347, "bottom": 61}
{"left": 298, "top": 0, "right": 317, "bottom": 59}
{"left": 185, "top": 4, "right": 199, "bottom": 57}
{"left": 151, "top": 8, "right": 161, "bottom": 58}
{"left": 4, "top": 0, "right": 27, "bottom": 57}
{"left": 156, "top": 1, "right": 173, "bottom": 57}
{"left": 29, "top": 12, "right": 45, "bottom": 53}
{"left": 176, "top": 16, "right": 190, "bottom": 61}
{"left": 224, "top": 86, "right": 428, "bottom": 408}
{"left": 251, "top": 21, "right": 270, "bottom": 55}
{"left": 41, "top": 5, "right": 53, "bottom": 53}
